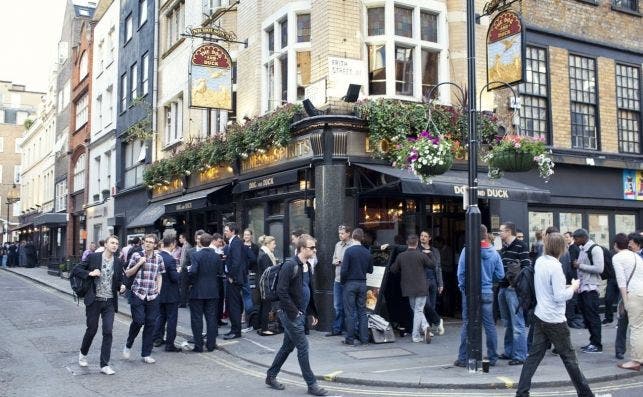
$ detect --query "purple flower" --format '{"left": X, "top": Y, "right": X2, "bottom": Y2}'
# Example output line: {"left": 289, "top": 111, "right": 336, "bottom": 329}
{"left": 420, "top": 130, "right": 430, "bottom": 138}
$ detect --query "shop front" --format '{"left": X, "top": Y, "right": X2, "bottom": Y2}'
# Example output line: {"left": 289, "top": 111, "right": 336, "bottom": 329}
{"left": 33, "top": 212, "right": 68, "bottom": 270}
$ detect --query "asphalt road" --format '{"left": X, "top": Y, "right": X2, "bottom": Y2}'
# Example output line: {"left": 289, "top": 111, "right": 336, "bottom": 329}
{"left": 1, "top": 270, "right": 642, "bottom": 397}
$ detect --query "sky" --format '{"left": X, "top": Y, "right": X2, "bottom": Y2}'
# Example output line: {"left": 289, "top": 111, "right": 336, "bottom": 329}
{"left": 0, "top": 0, "right": 69, "bottom": 93}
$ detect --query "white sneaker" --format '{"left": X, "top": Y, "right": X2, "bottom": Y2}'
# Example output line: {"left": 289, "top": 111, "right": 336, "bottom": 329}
{"left": 142, "top": 356, "right": 156, "bottom": 364}
{"left": 78, "top": 352, "right": 88, "bottom": 367}
{"left": 100, "top": 365, "right": 115, "bottom": 375}
{"left": 437, "top": 319, "right": 445, "bottom": 336}
{"left": 122, "top": 346, "right": 131, "bottom": 359}
{"left": 241, "top": 326, "right": 254, "bottom": 333}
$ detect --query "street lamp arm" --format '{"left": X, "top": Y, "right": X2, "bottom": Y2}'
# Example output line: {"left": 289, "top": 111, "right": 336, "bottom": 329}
{"left": 424, "top": 81, "right": 466, "bottom": 134}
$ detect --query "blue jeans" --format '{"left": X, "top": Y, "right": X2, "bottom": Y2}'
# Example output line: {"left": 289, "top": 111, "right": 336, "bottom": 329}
{"left": 498, "top": 287, "right": 527, "bottom": 361}
{"left": 343, "top": 281, "right": 368, "bottom": 343}
{"left": 332, "top": 282, "right": 345, "bottom": 334}
{"left": 127, "top": 294, "right": 160, "bottom": 358}
{"left": 242, "top": 280, "right": 254, "bottom": 315}
{"left": 458, "top": 292, "right": 498, "bottom": 364}
{"left": 267, "top": 311, "right": 317, "bottom": 387}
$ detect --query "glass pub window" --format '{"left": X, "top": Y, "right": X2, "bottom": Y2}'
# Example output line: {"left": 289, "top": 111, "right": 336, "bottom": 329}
{"left": 395, "top": 46, "right": 414, "bottom": 95}
{"left": 394, "top": 6, "right": 413, "bottom": 38}
{"left": 616, "top": 64, "right": 640, "bottom": 153}
{"left": 296, "top": 14, "right": 310, "bottom": 42}
{"left": 421, "top": 49, "right": 438, "bottom": 99}
{"left": 519, "top": 47, "right": 549, "bottom": 140}
{"left": 367, "top": 7, "right": 385, "bottom": 36}
{"left": 280, "top": 18, "right": 288, "bottom": 49}
{"left": 569, "top": 55, "right": 598, "bottom": 149}
{"left": 368, "top": 45, "right": 386, "bottom": 95}
{"left": 420, "top": 11, "right": 438, "bottom": 42}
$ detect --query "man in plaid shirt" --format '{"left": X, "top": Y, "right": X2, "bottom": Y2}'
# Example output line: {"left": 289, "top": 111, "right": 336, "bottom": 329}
{"left": 123, "top": 234, "right": 165, "bottom": 363}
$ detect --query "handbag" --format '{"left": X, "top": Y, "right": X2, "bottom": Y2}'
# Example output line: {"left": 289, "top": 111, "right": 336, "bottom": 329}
{"left": 617, "top": 253, "right": 638, "bottom": 318}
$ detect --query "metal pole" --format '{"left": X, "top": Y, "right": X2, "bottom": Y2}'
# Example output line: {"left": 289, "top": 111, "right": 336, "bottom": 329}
{"left": 465, "top": 0, "right": 482, "bottom": 372}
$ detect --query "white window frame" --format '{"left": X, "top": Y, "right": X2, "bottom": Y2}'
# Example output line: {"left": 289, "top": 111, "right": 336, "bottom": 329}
{"left": 125, "top": 14, "right": 133, "bottom": 43}
{"left": 165, "top": 3, "right": 185, "bottom": 51}
{"left": 105, "top": 86, "right": 114, "bottom": 127}
{"left": 73, "top": 153, "right": 86, "bottom": 192}
{"left": 0, "top": 165, "right": 3, "bottom": 183}
{"left": 120, "top": 73, "right": 127, "bottom": 111}
{"left": 55, "top": 180, "right": 67, "bottom": 212}
{"left": 139, "top": 0, "right": 148, "bottom": 27}
{"left": 14, "top": 165, "right": 20, "bottom": 183}
{"left": 95, "top": 94, "right": 103, "bottom": 132}
{"left": 261, "top": 2, "right": 312, "bottom": 114}
{"left": 75, "top": 94, "right": 88, "bottom": 129}
{"left": 362, "top": 0, "right": 449, "bottom": 103}
{"left": 141, "top": 53, "right": 149, "bottom": 96}
{"left": 130, "top": 63, "right": 138, "bottom": 100}
{"left": 0, "top": 137, "right": 3, "bottom": 152}
{"left": 164, "top": 97, "right": 183, "bottom": 146}
{"left": 79, "top": 51, "right": 88, "bottom": 80}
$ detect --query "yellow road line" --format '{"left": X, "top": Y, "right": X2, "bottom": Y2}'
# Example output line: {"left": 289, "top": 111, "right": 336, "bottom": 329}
{"left": 496, "top": 376, "right": 514, "bottom": 388}
{"left": 324, "top": 370, "right": 343, "bottom": 381}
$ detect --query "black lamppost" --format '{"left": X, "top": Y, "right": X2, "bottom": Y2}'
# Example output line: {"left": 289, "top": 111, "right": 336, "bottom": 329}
{"left": 4, "top": 184, "right": 20, "bottom": 242}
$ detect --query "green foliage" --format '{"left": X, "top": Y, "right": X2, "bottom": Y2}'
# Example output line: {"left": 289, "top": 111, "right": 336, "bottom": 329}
{"left": 123, "top": 98, "right": 154, "bottom": 143}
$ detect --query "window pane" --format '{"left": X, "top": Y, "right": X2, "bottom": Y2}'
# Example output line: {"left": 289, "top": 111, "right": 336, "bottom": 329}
{"left": 421, "top": 49, "right": 438, "bottom": 99}
{"left": 267, "top": 62, "right": 275, "bottom": 111}
{"left": 559, "top": 213, "right": 582, "bottom": 235}
{"left": 571, "top": 102, "right": 597, "bottom": 149}
{"left": 289, "top": 198, "right": 310, "bottom": 238}
{"left": 615, "top": 64, "right": 640, "bottom": 154}
{"left": 588, "top": 213, "right": 610, "bottom": 247}
{"left": 247, "top": 205, "right": 265, "bottom": 240}
{"left": 421, "top": 11, "right": 438, "bottom": 42}
{"left": 528, "top": 211, "right": 553, "bottom": 245}
{"left": 280, "top": 19, "right": 288, "bottom": 49}
{"left": 615, "top": 214, "right": 636, "bottom": 235}
{"left": 368, "top": 45, "right": 386, "bottom": 95}
{"left": 395, "top": 46, "right": 414, "bottom": 96}
{"left": 367, "top": 7, "right": 385, "bottom": 36}
{"left": 297, "top": 51, "right": 311, "bottom": 100}
{"left": 394, "top": 6, "right": 413, "bottom": 38}
{"left": 280, "top": 56, "right": 288, "bottom": 105}
{"left": 297, "top": 14, "right": 310, "bottom": 42}
{"left": 267, "top": 28, "right": 274, "bottom": 53}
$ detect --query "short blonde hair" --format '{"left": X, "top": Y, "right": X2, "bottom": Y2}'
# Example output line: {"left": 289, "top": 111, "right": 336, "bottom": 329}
{"left": 544, "top": 232, "right": 566, "bottom": 259}
{"left": 258, "top": 235, "right": 275, "bottom": 246}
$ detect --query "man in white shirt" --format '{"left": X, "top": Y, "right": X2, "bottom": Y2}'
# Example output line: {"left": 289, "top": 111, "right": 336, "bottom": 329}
{"left": 327, "top": 225, "right": 353, "bottom": 337}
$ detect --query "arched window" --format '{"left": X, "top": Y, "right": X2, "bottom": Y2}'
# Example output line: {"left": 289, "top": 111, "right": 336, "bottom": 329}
{"left": 79, "top": 51, "right": 88, "bottom": 80}
{"left": 73, "top": 153, "right": 86, "bottom": 192}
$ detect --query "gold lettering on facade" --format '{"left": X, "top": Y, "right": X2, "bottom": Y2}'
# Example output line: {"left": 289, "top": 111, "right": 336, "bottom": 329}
{"left": 242, "top": 138, "right": 313, "bottom": 171}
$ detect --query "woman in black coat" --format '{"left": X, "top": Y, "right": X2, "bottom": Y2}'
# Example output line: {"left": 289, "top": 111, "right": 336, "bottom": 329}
{"left": 257, "top": 235, "right": 279, "bottom": 335}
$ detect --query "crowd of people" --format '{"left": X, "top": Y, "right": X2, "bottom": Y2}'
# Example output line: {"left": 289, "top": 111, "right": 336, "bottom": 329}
{"left": 0, "top": 240, "right": 38, "bottom": 268}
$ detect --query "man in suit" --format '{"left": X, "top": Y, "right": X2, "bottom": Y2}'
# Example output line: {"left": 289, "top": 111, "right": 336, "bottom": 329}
{"left": 178, "top": 233, "right": 192, "bottom": 308}
{"left": 224, "top": 222, "right": 248, "bottom": 339}
{"left": 153, "top": 234, "right": 182, "bottom": 352}
{"left": 188, "top": 233, "right": 225, "bottom": 352}
{"left": 77, "top": 235, "right": 125, "bottom": 375}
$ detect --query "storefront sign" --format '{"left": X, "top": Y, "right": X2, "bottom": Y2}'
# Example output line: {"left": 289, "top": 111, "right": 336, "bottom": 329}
{"left": 327, "top": 57, "right": 365, "bottom": 99}
{"left": 235, "top": 170, "right": 299, "bottom": 193}
{"left": 189, "top": 27, "right": 237, "bottom": 42}
{"left": 486, "top": 10, "right": 524, "bottom": 90}
{"left": 623, "top": 169, "right": 643, "bottom": 200}
{"left": 193, "top": 165, "right": 234, "bottom": 186}
{"left": 454, "top": 185, "right": 510, "bottom": 199}
{"left": 152, "top": 178, "right": 183, "bottom": 198}
{"left": 241, "top": 136, "right": 313, "bottom": 172}
{"left": 189, "top": 43, "right": 233, "bottom": 109}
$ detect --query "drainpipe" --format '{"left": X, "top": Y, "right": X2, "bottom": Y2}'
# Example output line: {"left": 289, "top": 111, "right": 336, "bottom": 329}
{"left": 150, "top": 0, "right": 160, "bottom": 170}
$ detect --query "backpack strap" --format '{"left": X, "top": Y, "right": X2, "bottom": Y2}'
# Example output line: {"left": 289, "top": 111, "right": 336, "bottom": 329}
{"left": 585, "top": 244, "right": 598, "bottom": 267}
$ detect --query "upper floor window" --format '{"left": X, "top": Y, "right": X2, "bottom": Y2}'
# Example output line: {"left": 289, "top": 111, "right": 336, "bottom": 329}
{"left": 519, "top": 46, "right": 549, "bottom": 140}
{"left": 202, "top": 0, "right": 223, "bottom": 18}
{"left": 296, "top": 14, "right": 310, "bottom": 42}
{"left": 120, "top": 73, "right": 127, "bottom": 111}
{"left": 141, "top": 53, "right": 149, "bottom": 96}
{"left": 164, "top": 97, "right": 183, "bottom": 145}
{"left": 365, "top": 2, "right": 445, "bottom": 99}
{"left": 55, "top": 180, "right": 67, "bottom": 212}
{"left": 125, "top": 14, "right": 133, "bottom": 43}
{"left": 612, "top": 0, "right": 639, "bottom": 12}
{"left": 124, "top": 140, "right": 146, "bottom": 188}
{"left": 79, "top": 51, "right": 88, "bottom": 80}
{"left": 203, "top": 109, "right": 228, "bottom": 137}
{"left": 166, "top": 3, "right": 185, "bottom": 50}
{"left": 75, "top": 94, "right": 88, "bottom": 129}
{"left": 73, "top": 153, "right": 86, "bottom": 192}
{"left": 569, "top": 55, "right": 598, "bottom": 150}
{"left": 616, "top": 63, "right": 641, "bottom": 153}
{"left": 139, "top": 0, "right": 148, "bottom": 27}
{"left": 130, "top": 63, "right": 138, "bottom": 100}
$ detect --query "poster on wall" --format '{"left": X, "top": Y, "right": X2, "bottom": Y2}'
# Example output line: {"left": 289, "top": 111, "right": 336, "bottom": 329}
{"left": 623, "top": 169, "right": 643, "bottom": 200}
{"left": 189, "top": 43, "right": 233, "bottom": 110}
{"left": 486, "top": 10, "right": 525, "bottom": 90}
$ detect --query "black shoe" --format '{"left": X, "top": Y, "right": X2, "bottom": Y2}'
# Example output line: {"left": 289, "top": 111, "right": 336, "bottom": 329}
{"left": 218, "top": 320, "right": 228, "bottom": 326}
{"left": 179, "top": 304, "right": 187, "bottom": 308}
{"left": 265, "top": 376, "right": 285, "bottom": 390}
{"left": 453, "top": 360, "right": 466, "bottom": 368}
{"left": 191, "top": 347, "right": 204, "bottom": 353}
{"left": 498, "top": 353, "right": 511, "bottom": 360}
{"left": 207, "top": 345, "right": 217, "bottom": 352}
{"left": 165, "top": 346, "right": 182, "bottom": 352}
{"left": 581, "top": 344, "right": 602, "bottom": 353}
{"left": 307, "top": 384, "right": 328, "bottom": 396}
{"left": 325, "top": 331, "right": 342, "bottom": 337}
{"left": 342, "top": 339, "right": 355, "bottom": 346}
{"left": 616, "top": 353, "right": 624, "bottom": 359}
{"left": 223, "top": 333, "right": 241, "bottom": 340}
{"left": 153, "top": 339, "right": 165, "bottom": 347}
{"left": 187, "top": 338, "right": 195, "bottom": 344}
{"left": 508, "top": 359, "right": 525, "bottom": 366}
{"left": 602, "top": 318, "right": 613, "bottom": 325}
{"left": 551, "top": 348, "right": 559, "bottom": 356}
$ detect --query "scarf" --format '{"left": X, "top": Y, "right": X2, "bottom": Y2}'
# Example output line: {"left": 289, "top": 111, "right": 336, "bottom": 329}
{"left": 261, "top": 245, "right": 277, "bottom": 266}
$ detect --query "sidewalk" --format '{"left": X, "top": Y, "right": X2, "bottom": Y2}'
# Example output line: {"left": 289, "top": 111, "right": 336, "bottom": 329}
{"left": 3, "top": 265, "right": 641, "bottom": 389}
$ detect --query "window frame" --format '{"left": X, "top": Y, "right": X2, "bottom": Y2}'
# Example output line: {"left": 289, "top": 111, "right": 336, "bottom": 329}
{"left": 518, "top": 45, "right": 551, "bottom": 142}
{"left": 141, "top": 53, "right": 149, "bottom": 96}
{"left": 125, "top": 14, "right": 133, "bottom": 43}
{"left": 79, "top": 51, "right": 88, "bottom": 80}
{"left": 130, "top": 63, "right": 138, "bottom": 101}
{"left": 73, "top": 153, "right": 86, "bottom": 192}
{"left": 615, "top": 62, "right": 641, "bottom": 154}
{"left": 123, "top": 140, "right": 146, "bottom": 188}
{"left": 120, "top": 73, "right": 128, "bottom": 112}
{"left": 139, "top": 0, "right": 148, "bottom": 27}
{"left": 568, "top": 54, "right": 599, "bottom": 150}
{"left": 75, "top": 93, "right": 88, "bottom": 130}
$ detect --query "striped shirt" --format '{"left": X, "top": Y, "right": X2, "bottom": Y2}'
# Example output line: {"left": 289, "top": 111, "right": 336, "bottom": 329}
{"left": 499, "top": 237, "right": 531, "bottom": 288}
{"left": 128, "top": 251, "right": 165, "bottom": 301}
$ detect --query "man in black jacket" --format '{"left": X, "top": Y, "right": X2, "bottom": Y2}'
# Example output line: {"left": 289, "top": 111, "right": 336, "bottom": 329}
{"left": 340, "top": 228, "right": 373, "bottom": 346}
{"left": 265, "top": 234, "right": 327, "bottom": 396}
{"left": 180, "top": 230, "right": 204, "bottom": 308}
{"left": 77, "top": 235, "right": 125, "bottom": 375}
{"left": 224, "top": 223, "right": 249, "bottom": 340}
{"left": 153, "top": 234, "right": 182, "bottom": 352}
{"left": 188, "top": 233, "right": 225, "bottom": 352}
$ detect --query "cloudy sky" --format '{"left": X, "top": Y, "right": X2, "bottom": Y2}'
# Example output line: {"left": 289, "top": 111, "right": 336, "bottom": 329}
{"left": 0, "top": 0, "right": 68, "bottom": 92}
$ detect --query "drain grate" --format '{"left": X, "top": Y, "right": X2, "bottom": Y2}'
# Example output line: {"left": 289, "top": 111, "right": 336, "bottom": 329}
{"left": 344, "top": 347, "right": 414, "bottom": 360}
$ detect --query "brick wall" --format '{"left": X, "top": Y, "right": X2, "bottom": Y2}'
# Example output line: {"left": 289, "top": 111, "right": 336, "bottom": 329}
{"left": 549, "top": 47, "right": 572, "bottom": 148}
{"left": 597, "top": 57, "right": 618, "bottom": 153}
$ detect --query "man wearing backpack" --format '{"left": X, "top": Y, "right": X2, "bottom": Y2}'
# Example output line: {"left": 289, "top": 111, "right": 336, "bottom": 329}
{"left": 77, "top": 235, "right": 125, "bottom": 375}
{"left": 498, "top": 221, "right": 531, "bottom": 365}
{"left": 572, "top": 228, "right": 604, "bottom": 353}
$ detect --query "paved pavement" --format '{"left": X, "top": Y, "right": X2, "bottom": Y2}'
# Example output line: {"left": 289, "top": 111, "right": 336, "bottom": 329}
{"left": 3, "top": 266, "right": 642, "bottom": 391}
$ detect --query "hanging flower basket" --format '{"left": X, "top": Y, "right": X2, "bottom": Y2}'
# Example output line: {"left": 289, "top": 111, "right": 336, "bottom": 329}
{"left": 483, "top": 134, "right": 555, "bottom": 180}
{"left": 491, "top": 150, "right": 534, "bottom": 172}
{"left": 392, "top": 131, "right": 454, "bottom": 182}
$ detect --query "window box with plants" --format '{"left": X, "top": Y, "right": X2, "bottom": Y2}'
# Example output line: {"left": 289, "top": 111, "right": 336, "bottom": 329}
{"left": 483, "top": 134, "right": 554, "bottom": 180}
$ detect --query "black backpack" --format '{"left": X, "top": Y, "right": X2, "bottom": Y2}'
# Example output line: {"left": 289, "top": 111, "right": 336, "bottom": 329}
{"left": 513, "top": 264, "right": 536, "bottom": 313}
{"left": 585, "top": 244, "right": 615, "bottom": 280}
{"left": 69, "top": 264, "right": 93, "bottom": 303}
{"left": 258, "top": 259, "right": 298, "bottom": 302}
{"left": 505, "top": 258, "right": 522, "bottom": 287}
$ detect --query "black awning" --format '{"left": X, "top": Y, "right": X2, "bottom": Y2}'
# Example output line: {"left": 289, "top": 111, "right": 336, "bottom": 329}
{"left": 164, "top": 185, "right": 228, "bottom": 213}
{"left": 356, "top": 163, "right": 550, "bottom": 203}
{"left": 33, "top": 213, "right": 68, "bottom": 226}
{"left": 126, "top": 201, "right": 166, "bottom": 229}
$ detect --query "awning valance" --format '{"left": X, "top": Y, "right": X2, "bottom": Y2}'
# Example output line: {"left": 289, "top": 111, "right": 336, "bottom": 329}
{"left": 33, "top": 213, "right": 68, "bottom": 226}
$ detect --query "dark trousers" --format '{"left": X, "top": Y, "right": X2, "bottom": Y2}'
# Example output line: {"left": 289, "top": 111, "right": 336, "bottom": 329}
{"left": 578, "top": 290, "right": 602, "bottom": 348}
{"left": 153, "top": 302, "right": 179, "bottom": 348}
{"left": 604, "top": 278, "right": 620, "bottom": 322}
{"left": 615, "top": 312, "right": 629, "bottom": 357}
{"left": 516, "top": 317, "right": 593, "bottom": 397}
{"left": 127, "top": 294, "right": 160, "bottom": 357}
{"left": 227, "top": 281, "right": 243, "bottom": 335}
{"left": 343, "top": 281, "right": 368, "bottom": 343}
{"left": 259, "top": 298, "right": 274, "bottom": 332}
{"left": 566, "top": 294, "right": 585, "bottom": 328}
{"left": 189, "top": 298, "right": 219, "bottom": 350}
{"left": 179, "top": 272, "right": 190, "bottom": 306}
{"left": 424, "top": 278, "right": 442, "bottom": 326}
{"left": 217, "top": 276, "right": 226, "bottom": 322}
{"left": 80, "top": 299, "right": 115, "bottom": 368}
{"left": 267, "top": 311, "right": 317, "bottom": 386}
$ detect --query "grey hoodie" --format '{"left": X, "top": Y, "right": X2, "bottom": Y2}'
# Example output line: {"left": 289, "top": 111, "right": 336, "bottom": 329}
{"left": 577, "top": 239, "right": 604, "bottom": 293}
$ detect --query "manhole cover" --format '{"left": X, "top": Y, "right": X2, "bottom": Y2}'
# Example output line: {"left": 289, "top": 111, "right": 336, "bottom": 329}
{"left": 344, "top": 347, "right": 414, "bottom": 360}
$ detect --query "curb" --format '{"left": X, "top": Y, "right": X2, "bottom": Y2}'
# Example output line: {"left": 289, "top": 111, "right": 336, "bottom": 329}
{"left": 5, "top": 268, "right": 643, "bottom": 389}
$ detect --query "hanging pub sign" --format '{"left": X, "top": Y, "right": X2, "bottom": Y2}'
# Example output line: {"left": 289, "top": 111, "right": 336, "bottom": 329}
{"left": 189, "top": 43, "right": 233, "bottom": 109}
{"left": 486, "top": 10, "right": 525, "bottom": 90}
